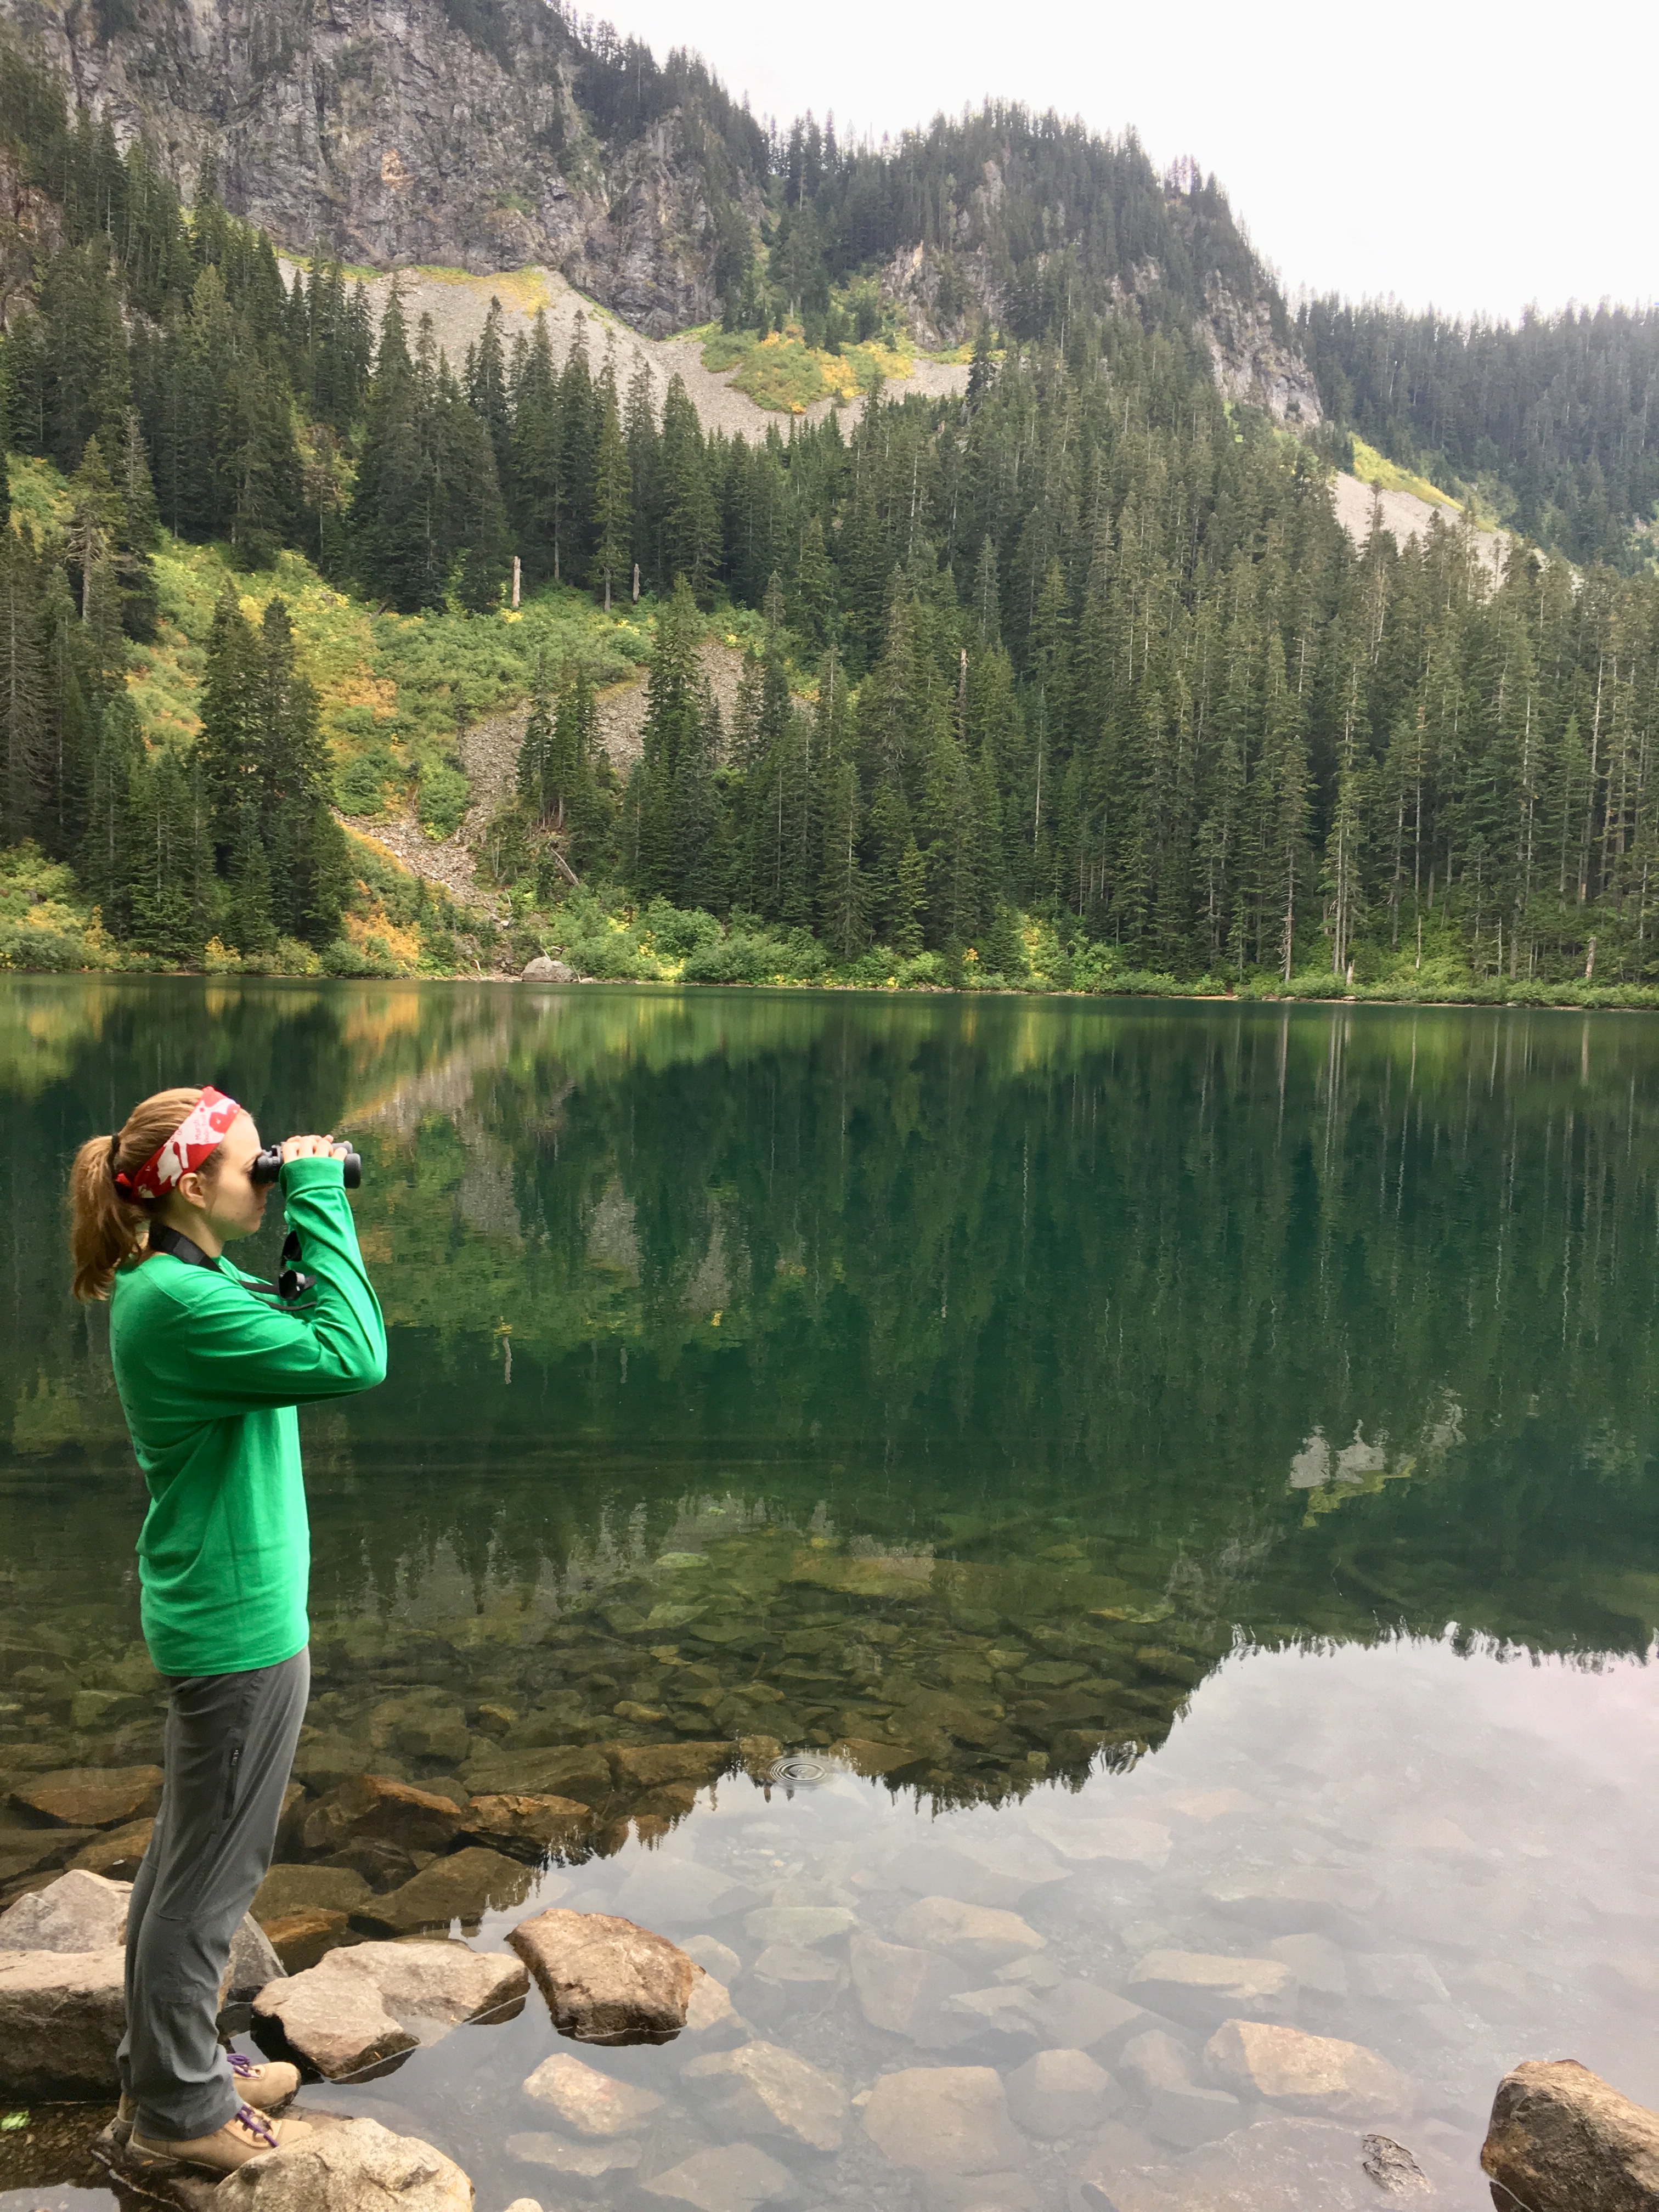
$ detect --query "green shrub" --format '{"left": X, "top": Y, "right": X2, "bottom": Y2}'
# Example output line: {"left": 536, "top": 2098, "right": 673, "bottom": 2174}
{"left": 416, "top": 761, "right": 471, "bottom": 839}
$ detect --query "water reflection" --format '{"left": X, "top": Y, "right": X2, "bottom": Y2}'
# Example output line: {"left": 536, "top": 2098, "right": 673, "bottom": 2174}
{"left": 2, "top": 981, "right": 1658, "bottom": 2208}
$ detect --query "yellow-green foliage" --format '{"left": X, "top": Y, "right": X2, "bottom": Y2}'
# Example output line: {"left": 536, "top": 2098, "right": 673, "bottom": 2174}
{"left": 6, "top": 454, "right": 70, "bottom": 535}
{"left": 0, "top": 844, "right": 117, "bottom": 970}
{"left": 696, "top": 328, "right": 916, "bottom": 413}
{"left": 1349, "top": 436, "right": 1460, "bottom": 512}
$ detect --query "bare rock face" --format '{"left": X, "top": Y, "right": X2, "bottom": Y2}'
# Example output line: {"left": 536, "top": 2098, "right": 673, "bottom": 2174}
{"left": 1203, "top": 2019, "right": 1410, "bottom": 2120}
{"left": 683, "top": 2039, "right": 849, "bottom": 2152}
{"left": 212, "top": 2115, "right": 472, "bottom": 2209}
{"left": 1481, "top": 2058, "right": 1659, "bottom": 2212}
{"left": 509, "top": 1907, "right": 698, "bottom": 2044}
{"left": 0, "top": 0, "right": 757, "bottom": 331}
{"left": 253, "top": 1938, "right": 526, "bottom": 2077}
{"left": 13, "top": 1765, "right": 163, "bottom": 1829}
{"left": 0, "top": 1943, "right": 126, "bottom": 2095}
{"left": 0, "top": 1867, "right": 129, "bottom": 1951}
{"left": 1199, "top": 285, "right": 1325, "bottom": 430}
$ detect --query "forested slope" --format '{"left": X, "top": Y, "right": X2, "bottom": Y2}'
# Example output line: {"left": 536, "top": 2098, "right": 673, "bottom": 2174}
{"left": 1, "top": 33, "right": 1657, "bottom": 1001}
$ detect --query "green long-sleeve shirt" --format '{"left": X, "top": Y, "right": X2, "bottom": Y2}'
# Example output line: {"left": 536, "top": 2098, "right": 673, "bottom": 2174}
{"left": 109, "top": 1155, "right": 387, "bottom": 1678}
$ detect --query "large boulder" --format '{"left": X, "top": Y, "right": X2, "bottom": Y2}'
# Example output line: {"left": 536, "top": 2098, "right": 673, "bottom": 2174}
{"left": 253, "top": 1940, "right": 526, "bottom": 2078}
{"left": 213, "top": 2116, "right": 472, "bottom": 2209}
{"left": 508, "top": 1908, "right": 698, "bottom": 2045}
{"left": 0, "top": 1944, "right": 126, "bottom": 2094}
{"left": 1482, "top": 2058, "right": 1659, "bottom": 2212}
{"left": 13, "top": 1767, "right": 163, "bottom": 1829}
{"left": 1204, "top": 2018, "right": 1410, "bottom": 2120}
{"left": 521, "top": 957, "right": 578, "bottom": 984}
{"left": 0, "top": 1868, "right": 129, "bottom": 1951}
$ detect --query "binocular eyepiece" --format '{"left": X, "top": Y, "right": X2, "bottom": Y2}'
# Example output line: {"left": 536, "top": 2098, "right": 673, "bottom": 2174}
{"left": 251, "top": 1144, "right": 362, "bottom": 1189}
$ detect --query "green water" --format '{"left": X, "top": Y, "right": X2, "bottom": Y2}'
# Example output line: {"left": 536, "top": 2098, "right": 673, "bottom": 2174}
{"left": 3, "top": 979, "right": 1658, "bottom": 2210}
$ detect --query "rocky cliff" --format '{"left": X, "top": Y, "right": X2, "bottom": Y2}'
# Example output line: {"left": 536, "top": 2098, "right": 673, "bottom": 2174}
{"left": 0, "top": 0, "right": 761, "bottom": 332}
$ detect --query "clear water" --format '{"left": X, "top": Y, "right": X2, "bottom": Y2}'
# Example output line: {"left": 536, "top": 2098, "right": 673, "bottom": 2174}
{"left": 2, "top": 979, "right": 1657, "bottom": 2210}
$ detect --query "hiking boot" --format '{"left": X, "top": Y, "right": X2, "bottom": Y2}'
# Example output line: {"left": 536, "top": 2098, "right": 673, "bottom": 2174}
{"left": 112, "top": 2056, "right": 298, "bottom": 2145}
{"left": 128, "top": 2102, "right": 312, "bottom": 2175}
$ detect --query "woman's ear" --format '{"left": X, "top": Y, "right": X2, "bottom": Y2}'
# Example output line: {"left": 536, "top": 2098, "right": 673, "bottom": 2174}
{"left": 173, "top": 1167, "right": 213, "bottom": 1214}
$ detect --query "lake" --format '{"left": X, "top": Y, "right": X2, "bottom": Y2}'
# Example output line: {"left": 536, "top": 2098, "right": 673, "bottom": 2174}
{"left": 2, "top": 978, "right": 1657, "bottom": 2211}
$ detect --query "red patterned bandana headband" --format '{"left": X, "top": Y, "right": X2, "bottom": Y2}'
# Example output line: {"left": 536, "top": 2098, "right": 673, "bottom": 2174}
{"left": 115, "top": 1087, "right": 242, "bottom": 1202}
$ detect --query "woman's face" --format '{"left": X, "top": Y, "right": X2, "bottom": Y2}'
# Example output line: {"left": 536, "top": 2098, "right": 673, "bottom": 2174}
{"left": 193, "top": 1110, "right": 268, "bottom": 1243}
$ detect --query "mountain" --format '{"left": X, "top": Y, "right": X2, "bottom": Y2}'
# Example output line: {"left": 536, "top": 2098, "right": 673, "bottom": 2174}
{"left": 0, "top": 0, "right": 1319, "bottom": 417}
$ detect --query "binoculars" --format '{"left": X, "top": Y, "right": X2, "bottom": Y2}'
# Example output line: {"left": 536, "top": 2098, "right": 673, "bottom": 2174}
{"left": 251, "top": 1143, "right": 362, "bottom": 1189}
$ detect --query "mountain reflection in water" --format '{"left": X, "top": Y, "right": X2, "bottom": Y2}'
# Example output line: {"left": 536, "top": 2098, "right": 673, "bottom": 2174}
{"left": 2, "top": 979, "right": 1657, "bottom": 2210}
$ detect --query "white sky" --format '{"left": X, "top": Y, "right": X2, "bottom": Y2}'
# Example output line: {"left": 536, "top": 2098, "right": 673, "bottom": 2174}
{"left": 606, "top": 0, "right": 1655, "bottom": 323}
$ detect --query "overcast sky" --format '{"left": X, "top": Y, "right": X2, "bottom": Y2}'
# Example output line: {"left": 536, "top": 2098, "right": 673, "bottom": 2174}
{"left": 606, "top": 0, "right": 1653, "bottom": 323}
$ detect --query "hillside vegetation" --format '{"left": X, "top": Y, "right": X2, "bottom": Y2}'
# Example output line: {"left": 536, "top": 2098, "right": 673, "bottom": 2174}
{"left": 0, "top": 33, "right": 1657, "bottom": 1003}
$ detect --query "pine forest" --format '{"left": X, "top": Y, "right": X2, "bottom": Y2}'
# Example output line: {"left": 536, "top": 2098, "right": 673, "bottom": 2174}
{"left": 1, "top": 37, "right": 1657, "bottom": 1002}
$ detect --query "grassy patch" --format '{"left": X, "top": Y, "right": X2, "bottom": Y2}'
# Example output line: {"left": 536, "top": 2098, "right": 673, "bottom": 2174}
{"left": 697, "top": 328, "right": 916, "bottom": 413}
{"left": 1350, "top": 437, "right": 1461, "bottom": 512}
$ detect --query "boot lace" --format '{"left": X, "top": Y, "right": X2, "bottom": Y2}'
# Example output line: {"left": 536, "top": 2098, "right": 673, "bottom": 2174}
{"left": 234, "top": 2103, "right": 279, "bottom": 2151}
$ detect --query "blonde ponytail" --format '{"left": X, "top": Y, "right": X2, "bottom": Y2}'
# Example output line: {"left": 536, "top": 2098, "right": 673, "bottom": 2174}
{"left": 68, "top": 1087, "right": 217, "bottom": 1303}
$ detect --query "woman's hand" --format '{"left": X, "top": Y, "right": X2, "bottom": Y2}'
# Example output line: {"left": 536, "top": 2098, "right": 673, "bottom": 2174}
{"left": 279, "top": 1135, "right": 337, "bottom": 1163}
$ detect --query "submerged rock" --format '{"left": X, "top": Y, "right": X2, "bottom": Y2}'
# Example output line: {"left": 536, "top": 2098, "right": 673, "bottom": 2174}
{"left": 861, "top": 2064, "right": 1025, "bottom": 2174}
{"left": 639, "top": 2143, "right": 798, "bottom": 2211}
{"left": 521, "top": 2048, "right": 664, "bottom": 2135}
{"left": 1005, "top": 2045, "right": 1118, "bottom": 2138}
{"left": 684, "top": 2038, "right": 849, "bottom": 2151}
{"left": 70, "top": 1817, "right": 154, "bottom": 1881}
{"left": 849, "top": 1928, "right": 973, "bottom": 2035}
{"left": 0, "top": 1867, "right": 129, "bottom": 1950}
{"left": 894, "top": 1895, "right": 1046, "bottom": 1968}
{"left": 1482, "top": 2058, "right": 1659, "bottom": 2212}
{"left": 1203, "top": 2019, "right": 1409, "bottom": 2119}
{"left": 459, "top": 1792, "right": 594, "bottom": 1859}
{"left": 1362, "top": 2133, "right": 1432, "bottom": 2194}
{"left": 1125, "top": 1949, "right": 1295, "bottom": 2028}
{"left": 253, "top": 1865, "right": 373, "bottom": 1922}
{"left": 509, "top": 1906, "right": 698, "bottom": 2044}
{"left": 13, "top": 1765, "right": 163, "bottom": 1829}
{"left": 360, "top": 1846, "right": 535, "bottom": 1933}
{"left": 302, "top": 1775, "right": 463, "bottom": 1857}
{"left": 507, "top": 2132, "right": 641, "bottom": 2195}
{"left": 1119, "top": 2028, "right": 1242, "bottom": 2149}
{"left": 261, "top": 1906, "right": 352, "bottom": 1972}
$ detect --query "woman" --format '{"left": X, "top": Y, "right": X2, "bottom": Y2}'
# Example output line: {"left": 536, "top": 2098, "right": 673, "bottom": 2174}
{"left": 69, "top": 1085, "right": 386, "bottom": 2176}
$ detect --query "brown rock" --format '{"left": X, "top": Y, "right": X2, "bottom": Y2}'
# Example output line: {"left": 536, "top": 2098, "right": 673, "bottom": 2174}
{"left": 460, "top": 1792, "right": 594, "bottom": 1859}
{"left": 69, "top": 1818, "right": 154, "bottom": 1881}
{"left": 521, "top": 2047, "right": 664, "bottom": 2134}
{"left": 861, "top": 2065, "right": 1025, "bottom": 2174}
{"left": 894, "top": 1895, "right": 1046, "bottom": 1969}
{"left": 213, "top": 2114, "right": 471, "bottom": 2209}
{"left": 302, "top": 1774, "right": 463, "bottom": 1856}
{"left": 1203, "top": 2019, "right": 1410, "bottom": 2119}
{"left": 508, "top": 1906, "right": 697, "bottom": 2044}
{"left": 605, "top": 1742, "right": 732, "bottom": 1791}
{"left": 358, "top": 1847, "right": 534, "bottom": 1933}
{"left": 0, "top": 1944, "right": 126, "bottom": 2094}
{"left": 1004, "top": 2046, "right": 1116, "bottom": 2139}
{"left": 261, "top": 1906, "right": 352, "bottom": 1972}
{"left": 0, "top": 1824, "right": 96, "bottom": 1883}
{"left": 1126, "top": 1949, "right": 1295, "bottom": 2028}
{"left": 461, "top": 1746, "right": 614, "bottom": 1803}
{"left": 13, "top": 1765, "right": 163, "bottom": 1829}
{"left": 253, "top": 1864, "right": 373, "bottom": 1922}
{"left": 1482, "top": 2058, "right": 1659, "bottom": 2212}
{"left": 849, "top": 1929, "right": 972, "bottom": 2037}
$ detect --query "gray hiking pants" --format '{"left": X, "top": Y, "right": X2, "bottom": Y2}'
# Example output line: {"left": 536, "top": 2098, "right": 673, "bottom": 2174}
{"left": 119, "top": 1649, "right": 309, "bottom": 2141}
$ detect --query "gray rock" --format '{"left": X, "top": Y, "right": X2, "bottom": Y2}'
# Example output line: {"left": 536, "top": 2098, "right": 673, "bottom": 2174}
{"left": 894, "top": 1895, "right": 1046, "bottom": 1969}
{"left": 1119, "top": 2028, "right": 1242, "bottom": 2149}
{"left": 639, "top": 2143, "right": 799, "bottom": 2211}
{"left": 213, "top": 2115, "right": 471, "bottom": 2209}
{"left": 509, "top": 1907, "right": 698, "bottom": 2045}
{"left": 1362, "top": 2133, "right": 1432, "bottom": 2194}
{"left": 935, "top": 1982, "right": 1049, "bottom": 2056}
{"left": 683, "top": 2039, "right": 849, "bottom": 2152}
{"left": 1482, "top": 2058, "right": 1659, "bottom": 2212}
{"left": 1267, "top": 1933, "right": 1348, "bottom": 1996}
{"left": 861, "top": 2066, "right": 1025, "bottom": 2175}
{"left": 1084, "top": 2114, "right": 1440, "bottom": 2210}
{"left": 0, "top": 1867, "right": 129, "bottom": 1952}
{"left": 521, "top": 957, "right": 578, "bottom": 984}
{"left": 850, "top": 1929, "right": 974, "bottom": 2038}
{"left": 253, "top": 1938, "right": 526, "bottom": 2077}
{"left": 1352, "top": 1951, "right": 1451, "bottom": 2006}
{"left": 1039, "top": 1977, "right": 1149, "bottom": 2056}
{"left": 1201, "top": 1867, "right": 1381, "bottom": 1933}
{"left": 1004, "top": 2047, "right": 1117, "bottom": 2140}
{"left": 0, "top": 1943, "right": 126, "bottom": 2095}
{"left": 741, "top": 1906, "right": 856, "bottom": 1948}
{"left": 222, "top": 1912, "right": 285, "bottom": 2004}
